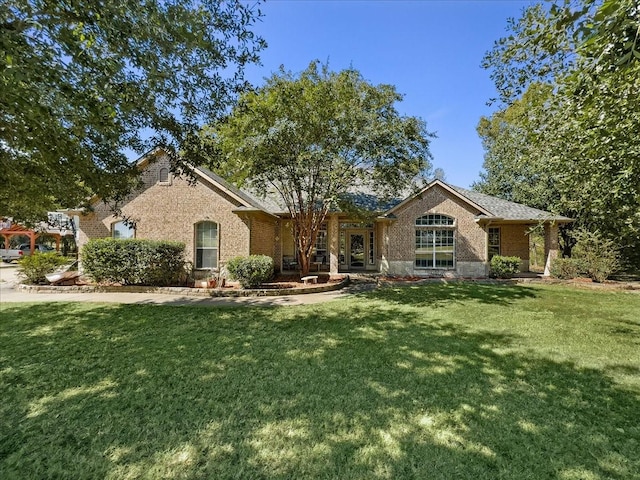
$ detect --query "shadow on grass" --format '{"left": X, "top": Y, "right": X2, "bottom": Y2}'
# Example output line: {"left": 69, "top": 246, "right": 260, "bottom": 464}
{"left": 1, "top": 296, "right": 638, "bottom": 479}
{"left": 357, "top": 281, "right": 539, "bottom": 308}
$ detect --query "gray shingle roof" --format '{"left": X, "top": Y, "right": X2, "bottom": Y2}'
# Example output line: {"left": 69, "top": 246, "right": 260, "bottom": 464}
{"left": 196, "top": 166, "right": 570, "bottom": 223}
{"left": 448, "top": 185, "right": 572, "bottom": 222}
{"left": 196, "top": 166, "right": 278, "bottom": 211}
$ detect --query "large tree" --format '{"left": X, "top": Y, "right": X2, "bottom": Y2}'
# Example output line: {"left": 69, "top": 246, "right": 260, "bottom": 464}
{"left": 476, "top": 0, "right": 640, "bottom": 266}
{"left": 204, "top": 61, "right": 434, "bottom": 275}
{"left": 1, "top": 0, "right": 264, "bottom": 223}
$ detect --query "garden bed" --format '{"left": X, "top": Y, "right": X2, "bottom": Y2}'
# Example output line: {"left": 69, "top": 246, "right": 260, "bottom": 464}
{"left": 18, "top": 274, "right": 350, "bottom": 297}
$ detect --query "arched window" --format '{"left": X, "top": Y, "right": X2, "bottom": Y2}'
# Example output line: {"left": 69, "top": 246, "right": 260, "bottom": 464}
{"left": 195, "top": 221, "right": 218, "bottom": 269}
{"left": 158, "top": 167, "right": 169, "bottom": 183}
{"left": 112, "top": 220, "right": 135, "bottom": 239}
{"left": 415, "top": 214, "right": 455, "bottom": 269}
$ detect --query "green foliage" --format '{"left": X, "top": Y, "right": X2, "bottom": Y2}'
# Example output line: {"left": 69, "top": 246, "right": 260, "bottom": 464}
{"left": 478, "top": 0, "right": 640, "bottom": 268}
{"left": 204, "top": 61, "right": 434, "bottom": 274}
{"left": 226, "top": 255, "right": 274, "bottom": 288}
{"left": 17, "top": 252, "right": 69, "bottom": 284}
{"left": 1, "top": 0, "right": 265, "bottom": 223}
{"left": 571, "top": 229, "right": 620, "bottom": 282}
{"left": 489, "top": 255, "right": 521, "bottom": 279}
{"left": 81, "top": 238, "right": 185, "bottom": 286}
{"left": 549, "top": 257, "right": 579, "bottom": 280}
{"left": 2, "top": 285, "right": 640, "bottom": 478}
{"left": 474, "top": 83, "right": 558, "bottom": 211}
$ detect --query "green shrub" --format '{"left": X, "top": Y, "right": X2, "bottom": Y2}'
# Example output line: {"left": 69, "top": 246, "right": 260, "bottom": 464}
{"left": 81, "top": 238, "right": 185, "bottom": 286}
{"left": 226, "top": 255, "right": 274, "bottom": 288}
{"left": 571, "top": 229, "right": 620, "bottom": 282}
{"left": 18, "top": 252, "right": 69, "bottom": 284}
{"left": 489, "top": 255, "right": 521, "bottom": 279}
{"left": 549, "top": 257, "right": 579, "bottom": 279}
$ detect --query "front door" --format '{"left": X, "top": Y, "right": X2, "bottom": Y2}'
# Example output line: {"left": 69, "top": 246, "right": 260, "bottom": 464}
{"left": 349, "top": 233, "right": 365, "bottom": 269}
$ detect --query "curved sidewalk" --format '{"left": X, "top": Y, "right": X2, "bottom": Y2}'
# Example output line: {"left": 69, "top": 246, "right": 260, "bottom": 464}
{"left": 0, "top": 264, "right": 367, "bottom": 308}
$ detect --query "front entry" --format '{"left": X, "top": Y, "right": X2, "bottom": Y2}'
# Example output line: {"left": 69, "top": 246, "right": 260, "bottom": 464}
{"left": 349, "top": 233, "right": 365, "bottom": 269}
{"left": 339, "top": 223, "right": 376, "bottom": 272}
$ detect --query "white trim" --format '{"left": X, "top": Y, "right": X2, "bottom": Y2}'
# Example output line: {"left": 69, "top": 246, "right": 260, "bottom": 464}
{"left": 385, "top": 180, "right": 492, "bottom": 217}
{"left": 193, "top": 167, "right": 254, "bottom": 208}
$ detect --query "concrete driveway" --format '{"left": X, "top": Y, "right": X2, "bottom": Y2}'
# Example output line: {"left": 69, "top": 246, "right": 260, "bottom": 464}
{"left": 0, "top": 263, "right": 357, "bottom": 308}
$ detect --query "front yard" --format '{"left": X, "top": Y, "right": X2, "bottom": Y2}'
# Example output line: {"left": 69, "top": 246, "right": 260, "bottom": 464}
{"left": 1, "top": 283, "right": 639, "bottom": 479}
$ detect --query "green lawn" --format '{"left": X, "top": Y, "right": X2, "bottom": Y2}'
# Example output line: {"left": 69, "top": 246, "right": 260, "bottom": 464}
{"left": 1, "top": 283, "right": 639, "bottom": 479}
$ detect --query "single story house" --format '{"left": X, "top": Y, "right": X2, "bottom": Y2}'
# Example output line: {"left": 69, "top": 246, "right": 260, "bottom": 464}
{"left": 73, "top": 149, "right": 571, "bottom": 278}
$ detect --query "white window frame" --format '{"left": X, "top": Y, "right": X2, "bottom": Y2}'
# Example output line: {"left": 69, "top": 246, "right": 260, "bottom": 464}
{"left": 158, "top": 167, "right": 171, "bottom": 185}
{"left": 314, "top": 224, "right": 327, "bottom": 259}
{"left": 112, "top": 220, "right": 135, "bottom": 239}
{"left": 488, "top": 227, "right": 501, "bottom": 259}
{"left": 415, "top": 214, "right": 455, "bottom": 269}
{"left": 195, "top": 221, "right": 219, "bottom": 270}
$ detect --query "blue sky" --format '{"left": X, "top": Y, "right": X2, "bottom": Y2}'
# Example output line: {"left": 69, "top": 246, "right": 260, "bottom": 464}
{"left": 242, "top": 0, "right": 535, "bottom": 188}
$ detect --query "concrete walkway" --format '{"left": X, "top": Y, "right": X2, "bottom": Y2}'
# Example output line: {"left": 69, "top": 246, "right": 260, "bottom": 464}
{"left": 0, "top": 263, "right": 367, "bottom": 308}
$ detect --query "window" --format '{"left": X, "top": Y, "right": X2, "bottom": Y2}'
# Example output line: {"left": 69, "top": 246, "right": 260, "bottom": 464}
{"left": 415, "top": 214, "right": 454, "bottom": 226}
{"left": 314, "top": 224, "right": 327, "bottom": 259}
{"left": 415, "top": 214, "right": 455, "bottom": 269}
{"left": 369, "top": 231, "right": 375, "bottom": 265}
{"left": 112, "top": 221, "right": 135, "bottom": 239}
{"left": 158, "top": 167, "right": 170, "bottom": 183}
{"left": 488, "top": 227, "right": 501, "bottom": 259}
{"left": 195, "top": 221, "right": 218, "bottom": 269}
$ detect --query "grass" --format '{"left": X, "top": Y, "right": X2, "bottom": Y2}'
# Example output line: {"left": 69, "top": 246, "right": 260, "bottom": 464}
{"left": 1, "top": 283, "right": 639, "bottom": 479}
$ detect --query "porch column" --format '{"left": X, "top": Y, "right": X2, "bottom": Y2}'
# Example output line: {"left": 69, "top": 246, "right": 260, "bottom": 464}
{"left": 543, "top": 222, "right": 559, "bottom": 276}
{"left": 379, "top": 221, "right": 390, "bottom": 274}
{"left": 328, "top": 214, "right": 340, "bottom": 278}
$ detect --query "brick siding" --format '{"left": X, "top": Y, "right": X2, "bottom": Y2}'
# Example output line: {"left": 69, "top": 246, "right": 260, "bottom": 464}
{"left": 77, "top": 154, "right": 252, "bottom": 269}
{"left": 498, "top": 224, "right": 531, "bottom": 266}
{"left": 249, "top": 215, "right": 277, "bottom": 258}
{"left": 387, "top": 184, "right": 487, "bottom": 264}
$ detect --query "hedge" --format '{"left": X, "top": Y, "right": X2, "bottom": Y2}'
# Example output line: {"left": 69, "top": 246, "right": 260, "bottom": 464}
{"left": 489, "top": 255, "right": 521, "bottom": 279}
{"left": 549, "top": 257, "right": 579, "bottom": 280}
{"left": 226, "top": 255, "right": 274, "bottom": 288}
{"left": 82, "top": 238, "right": 186, "bottom": 286}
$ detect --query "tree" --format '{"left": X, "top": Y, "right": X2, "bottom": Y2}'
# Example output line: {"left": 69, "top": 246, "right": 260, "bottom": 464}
{"left": 478, "top": 0, "right": 640, "bottom": 267}
{"left": 1, "top": 0, "right": 265, "bottom": 223}
{"left": 474, "top": 83, "right": 558, "bottom": 211}
{"left": 204, "top": 61, "right": 434, "bottom": 275}
{"left": 433, "top": 168, "right": 447, "bottom": 182}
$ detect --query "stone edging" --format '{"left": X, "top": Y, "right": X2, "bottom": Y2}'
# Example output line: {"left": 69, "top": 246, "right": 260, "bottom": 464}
{"left": 17, "top": 276, "right": 351, "bottom": 297}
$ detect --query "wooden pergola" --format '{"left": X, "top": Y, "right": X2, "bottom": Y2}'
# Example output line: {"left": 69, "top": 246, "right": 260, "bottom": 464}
{"left": 0, "top": 223, "right": 69, "bottom": 254}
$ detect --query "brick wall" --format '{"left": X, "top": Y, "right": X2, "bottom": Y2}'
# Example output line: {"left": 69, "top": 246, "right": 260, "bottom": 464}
{"left": 77, "top": 154, "right": 252, "bottom": 269}
{"left": 387, "top": 184, "right": 486, "bottom": 264}
{"left": 249, "top": 215, "right": 277, "bottom": 258}
{"left": 498, "top": 224, "right": 531, "bottom": 264}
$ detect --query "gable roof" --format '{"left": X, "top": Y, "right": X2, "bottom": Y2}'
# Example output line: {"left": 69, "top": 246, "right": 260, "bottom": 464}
{"left": 448, "top": 185, "right": 571, "bottom": 222}
{"left": 137, "top": 148, "right": 278, "bottom": 214}
{"left": 384, "top": 180, "right": 491, "bottom": 217}
{"left": 383, "top": 179, "right": 572, "bottom": 223}
{"left": 135, "top": 149, "right": 572, "bottom": 223}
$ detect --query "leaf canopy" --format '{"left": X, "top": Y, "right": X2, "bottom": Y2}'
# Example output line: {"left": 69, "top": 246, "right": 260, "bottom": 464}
{"left": 203, "top": 61, "right": 434, "bottom": 274}
{"left": 477, "top": 0, "right": 640, "bottom": 267}
{"left": 1, "top": 0, "right": 265, "bottom": 223}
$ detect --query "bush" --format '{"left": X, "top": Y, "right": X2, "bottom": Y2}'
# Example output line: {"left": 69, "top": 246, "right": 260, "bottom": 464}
{"left": 549, "top": 257, "right": 579, "bottom": 279}
{"left": 489, "top": 255, "right": 521, "bottom": 279}
{"left": 18, "top": 252, "right": 69, "bottom": 284}
{"left": 82, "top": 238, "right": 186, "bottom": 286}
{"left": 571, "top": 229, "right": 620, "bottom": 282}
{"left": 226, "top": 255, "right": 274, "bottom": 288}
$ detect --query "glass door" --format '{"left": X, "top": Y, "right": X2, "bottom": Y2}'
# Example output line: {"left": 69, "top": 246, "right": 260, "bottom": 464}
{"left": 349, "top": 233, "right": 365, "bottom": 269}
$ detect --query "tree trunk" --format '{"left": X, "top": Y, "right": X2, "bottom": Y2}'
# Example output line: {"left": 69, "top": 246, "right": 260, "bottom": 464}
{"left": 291, "top": 203, "right": 329, "bottom": 277}
{"left": 299, "top": 253, "right": 310, "bottom": 276}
